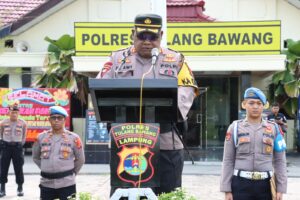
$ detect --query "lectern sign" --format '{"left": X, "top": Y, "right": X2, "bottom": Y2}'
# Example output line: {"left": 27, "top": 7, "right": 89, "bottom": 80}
{"left": 110, "top": 123, "right": 160, "bottom": 187}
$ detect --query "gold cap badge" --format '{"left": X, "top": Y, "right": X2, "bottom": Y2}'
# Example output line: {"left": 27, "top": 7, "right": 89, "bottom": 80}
{"left": 144, "top": 18, "right": 151, "bottom": 24}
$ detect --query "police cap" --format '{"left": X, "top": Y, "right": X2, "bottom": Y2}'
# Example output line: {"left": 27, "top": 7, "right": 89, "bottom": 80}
{"left": 49, "top": 106, "right": 68, "bottom": 117}
{"left": 244, "top": 87, "right": 267, "bottom": 105}
{"left": 134, "top": 14, "right": 162, "bottom": 35}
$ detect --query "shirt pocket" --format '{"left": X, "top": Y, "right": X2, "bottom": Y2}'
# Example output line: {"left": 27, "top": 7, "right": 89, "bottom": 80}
{"left": 237, "top": 136, "right": 250, "bottom": 154}
{"left": 59, "top": 146, "right": 72, "bottom": 160}
{"left": 41, "top": 145, "right": 51, "bottom": 159}
{"left": 262, "top": 136, "right": 274, "bottom": 155}
{"left": 158, "top": 68, "right": 177, "bottom": 78}
{"left": 15, "top": 127, "right": 23, "bottom": 136}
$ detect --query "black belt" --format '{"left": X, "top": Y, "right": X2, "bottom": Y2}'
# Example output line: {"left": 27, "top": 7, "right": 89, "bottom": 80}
{"left": 4, "top": 141, "right": 22, "bottom": 146}
{"left": 41, "top": 169, "right": 74, "bottom": 179}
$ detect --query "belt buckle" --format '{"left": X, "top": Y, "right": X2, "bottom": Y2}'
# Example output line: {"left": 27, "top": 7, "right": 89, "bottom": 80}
{"left": 252, "top": 172, "right": 261, "bottom": 180}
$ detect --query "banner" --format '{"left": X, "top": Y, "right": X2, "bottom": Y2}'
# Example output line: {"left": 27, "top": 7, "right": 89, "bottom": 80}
{"left": 75, "top": 21, "right": 281, "bottom": 56}
{"left": 110, "top": 123, "right": 159, "bottom": 187}
{"left": 0, "top": 88, "right": 70, "bottom": 142}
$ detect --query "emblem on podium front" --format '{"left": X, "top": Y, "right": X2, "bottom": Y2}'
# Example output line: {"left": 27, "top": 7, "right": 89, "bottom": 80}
{"left": 110, "top": 123, "right": 160, "bottom": 187}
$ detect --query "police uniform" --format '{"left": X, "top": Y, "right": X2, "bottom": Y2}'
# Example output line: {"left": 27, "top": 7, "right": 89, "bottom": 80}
{"left": 0, "top": 104, "right": 27, "bottom": 197}
{"left": 97, "top": 14, "right": 198, "bottom": 195}
{"left": 32, "top": 106, "right": 85, "bottom": 200}
{"left": 267, "top": 112, "right": 287, "bottom": 133}
{"left": 220, "top": 88, "right": 287, "bottom": 200}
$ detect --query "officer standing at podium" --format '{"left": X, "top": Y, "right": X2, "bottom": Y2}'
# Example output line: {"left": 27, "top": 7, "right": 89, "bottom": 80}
{"left": 97, "top": 13, "right": 198, "bottom": 194}
{"left": 32, "top": 106, "right": 85, "bottom": 200}
{"left": 0, "top": 103, "right": 27, "bottom": 197}
{"left": 220, "top": 87, "right": 287, "bottom": 200}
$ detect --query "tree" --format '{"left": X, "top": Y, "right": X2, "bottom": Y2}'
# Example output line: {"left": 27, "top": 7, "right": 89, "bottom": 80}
{"left": 32, "top": 34, "right": 88, "bottom": 105}
{"left": 269, "top": 39, "right": 300, "bottom": 117}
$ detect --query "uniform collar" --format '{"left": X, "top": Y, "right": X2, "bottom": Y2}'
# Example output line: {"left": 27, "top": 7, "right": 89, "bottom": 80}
{"left": 241, "top": 118, "right": 267, "bottom": 127}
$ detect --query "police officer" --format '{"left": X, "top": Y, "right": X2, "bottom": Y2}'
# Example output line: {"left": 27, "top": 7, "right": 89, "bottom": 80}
{"left": 0, "top": 103, "right": 27, "bottom": 197}
{"left": 32, "top": 106, "right": 85, "bottom": 200}
{"left": 220, "top": 87, "right": 287, "bottom": 200}
{"left": 97, "top": 13, "right": 198, "bottom": 195}
{"left": 267, "top": 102, "right": 288, "bottom": 134}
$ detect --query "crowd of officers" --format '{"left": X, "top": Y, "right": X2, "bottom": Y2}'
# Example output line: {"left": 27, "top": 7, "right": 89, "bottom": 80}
{"left": 0, "top": 13, "right": 289, "bottom": 200}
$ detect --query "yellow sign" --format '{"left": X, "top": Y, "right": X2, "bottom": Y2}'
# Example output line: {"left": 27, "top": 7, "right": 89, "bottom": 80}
{"left": 74, "top": 21, "right": 281, "bottom": 56}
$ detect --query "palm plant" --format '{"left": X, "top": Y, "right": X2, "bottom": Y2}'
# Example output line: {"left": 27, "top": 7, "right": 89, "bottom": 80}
{"left": 32, "top": 34, "right": 88, "bottom": 105}
{"left": 268, "top": 39, "right": 300, "bottom": 117}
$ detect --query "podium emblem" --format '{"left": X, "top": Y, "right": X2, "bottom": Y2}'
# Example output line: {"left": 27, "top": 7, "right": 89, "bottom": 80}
{"left": 110, "top": 123, "right": 160, "bottom": 187}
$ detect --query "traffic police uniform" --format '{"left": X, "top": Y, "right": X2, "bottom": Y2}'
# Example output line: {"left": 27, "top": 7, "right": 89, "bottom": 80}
{"left": 0, "top": 104, "right": 27, "bottom": 197}
{"left": 97, "top": 14, "right": 198, "bottom": 195}
{"left": 32, "top": 106, "right": 85, "bottom": 200}
{"left": 220, "top": 88, "right": 287, "bottom": 200}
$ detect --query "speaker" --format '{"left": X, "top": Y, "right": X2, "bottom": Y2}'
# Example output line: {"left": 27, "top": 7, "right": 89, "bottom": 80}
{"left": 85, "top": 150, "right": 110, "bottom": 164}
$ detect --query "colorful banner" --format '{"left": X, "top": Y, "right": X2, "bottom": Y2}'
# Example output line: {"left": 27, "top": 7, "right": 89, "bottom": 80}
{"left": 75, "top": 21, "right": 281, "bottom": 56}
{"left": 110, "top": 123, "right": 159, "bottom": 187}
{"left": 0, "top": 88, "right": 70, "bottom": 142}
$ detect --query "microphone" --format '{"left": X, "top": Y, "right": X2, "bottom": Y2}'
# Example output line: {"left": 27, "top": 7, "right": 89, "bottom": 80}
{"left": 151, "top": 48, "right": 159, "bottom": 65}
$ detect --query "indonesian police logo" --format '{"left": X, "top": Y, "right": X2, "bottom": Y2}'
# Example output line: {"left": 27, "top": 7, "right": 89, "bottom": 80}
{"left": 110, "top": 123, "right": 160, "bottom": 187}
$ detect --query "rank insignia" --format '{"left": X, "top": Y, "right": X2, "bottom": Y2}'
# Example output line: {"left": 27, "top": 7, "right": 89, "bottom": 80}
{"left": 225, "top": 132, "right": 231, "bottom": 141}
{"left": 117, "top": 58, "right": 131, "bottom": 64}
{"left": 163, "top": 54, "right": 176, "bottom": 62}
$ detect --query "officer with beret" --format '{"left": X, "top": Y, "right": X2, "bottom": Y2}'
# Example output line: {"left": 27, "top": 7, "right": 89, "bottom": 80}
{"left": 97, "top": 13, "right": 198, "bottom": 195}
{"left": 32, "top": 106, "right": 85, "bottom": 200}
{"left": 220, "top": 87, "right": 287, "bottom": 200}
{"left": 0, "top": 103, "right": 27, "bottom": 197}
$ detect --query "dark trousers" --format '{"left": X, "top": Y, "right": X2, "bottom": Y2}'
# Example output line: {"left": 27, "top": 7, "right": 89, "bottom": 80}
{"left": 0, "top": 144, "right": 24, "bottom": 184}
{"left": 40, "top": 184, "right": 76, "bottom": 200}
{"left": 154, "top": 149, "right": 184, "bottom": 195}
{"left": 231, "top": 176, "right": 272, "bottom": 200}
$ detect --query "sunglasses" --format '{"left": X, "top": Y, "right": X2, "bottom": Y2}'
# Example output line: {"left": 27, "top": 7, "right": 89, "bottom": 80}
{"left": 137, "top": 33, "right": 159, "bottom": 41}
{"left": 50, "top": 115, "right": 65, "bottom": 121}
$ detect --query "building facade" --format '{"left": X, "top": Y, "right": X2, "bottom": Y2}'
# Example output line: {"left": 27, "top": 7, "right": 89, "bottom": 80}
{"left": 1, "top": 0, "right": 299, "bottom": 160}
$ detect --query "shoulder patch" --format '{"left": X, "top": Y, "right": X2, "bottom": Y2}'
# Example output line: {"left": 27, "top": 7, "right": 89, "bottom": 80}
{"left": 74, "top": 137, "right": 82, "bottom": 149}
{"left": 100, "top": 61, "right": 113, "bottom": 78}
{"left": 177, "top": 62, "right": 198, "bottom": 89}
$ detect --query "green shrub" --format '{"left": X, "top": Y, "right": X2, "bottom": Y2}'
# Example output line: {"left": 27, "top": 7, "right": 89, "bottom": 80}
{"left": 158, "top": 188, "right": 197, "bottom": 200}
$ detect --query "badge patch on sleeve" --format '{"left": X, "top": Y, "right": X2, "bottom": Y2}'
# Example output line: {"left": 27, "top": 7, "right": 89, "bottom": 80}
{"left": 100, "top": 61, "right": 113, "bottom": 78}
{"left": 74, "top": 138, "right": 82, "bottom": 149}
{"left": 225, "top": 132, "right": 231, "bottom": 141}
{"left": 178, "top": 62, "right": 197, "bottom": 88}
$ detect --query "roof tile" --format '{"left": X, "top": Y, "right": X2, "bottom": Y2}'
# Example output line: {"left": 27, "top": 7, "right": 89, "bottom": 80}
{"left": 0, "top": 0, "right": 47, "bottom": 26}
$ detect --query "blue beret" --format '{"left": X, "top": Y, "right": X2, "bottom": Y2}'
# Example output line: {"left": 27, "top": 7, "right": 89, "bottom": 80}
{"left": 244, "top": 87, "right": 267, "bottom": 105}
{"left": 49, "top": 106, "right": 68, "bottom": 117}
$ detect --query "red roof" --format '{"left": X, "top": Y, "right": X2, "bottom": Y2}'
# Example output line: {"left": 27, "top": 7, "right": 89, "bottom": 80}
{"left": 0, "top": 0, "right": 47, "bottom": 26}
{"left": 167, "top": 0, "right": 215, "bottom": 22}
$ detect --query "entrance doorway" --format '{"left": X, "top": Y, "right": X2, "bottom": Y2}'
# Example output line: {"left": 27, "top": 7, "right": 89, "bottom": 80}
{"left": 184, "top": 76, "right": 239, "bottom": 161}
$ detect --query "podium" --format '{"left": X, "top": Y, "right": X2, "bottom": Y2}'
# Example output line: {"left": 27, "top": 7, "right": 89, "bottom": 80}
{"left": 89, "top": 79, "right": 178, "bottom": 123}
{"left": 89, "top": 78, "right": 178, "bottom": 199}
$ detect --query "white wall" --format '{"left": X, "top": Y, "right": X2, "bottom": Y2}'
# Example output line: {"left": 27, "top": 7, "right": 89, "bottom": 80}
{"left": 14, "top": 0, "right": 151, "bottom": 52}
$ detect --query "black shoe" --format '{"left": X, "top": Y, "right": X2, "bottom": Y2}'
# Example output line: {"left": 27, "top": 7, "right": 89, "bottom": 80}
{"left": 0, "top": 184, "right": 5, "bottom": 198}
{"left": 17, "top": 184, "right": 24, "bottom": 197}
